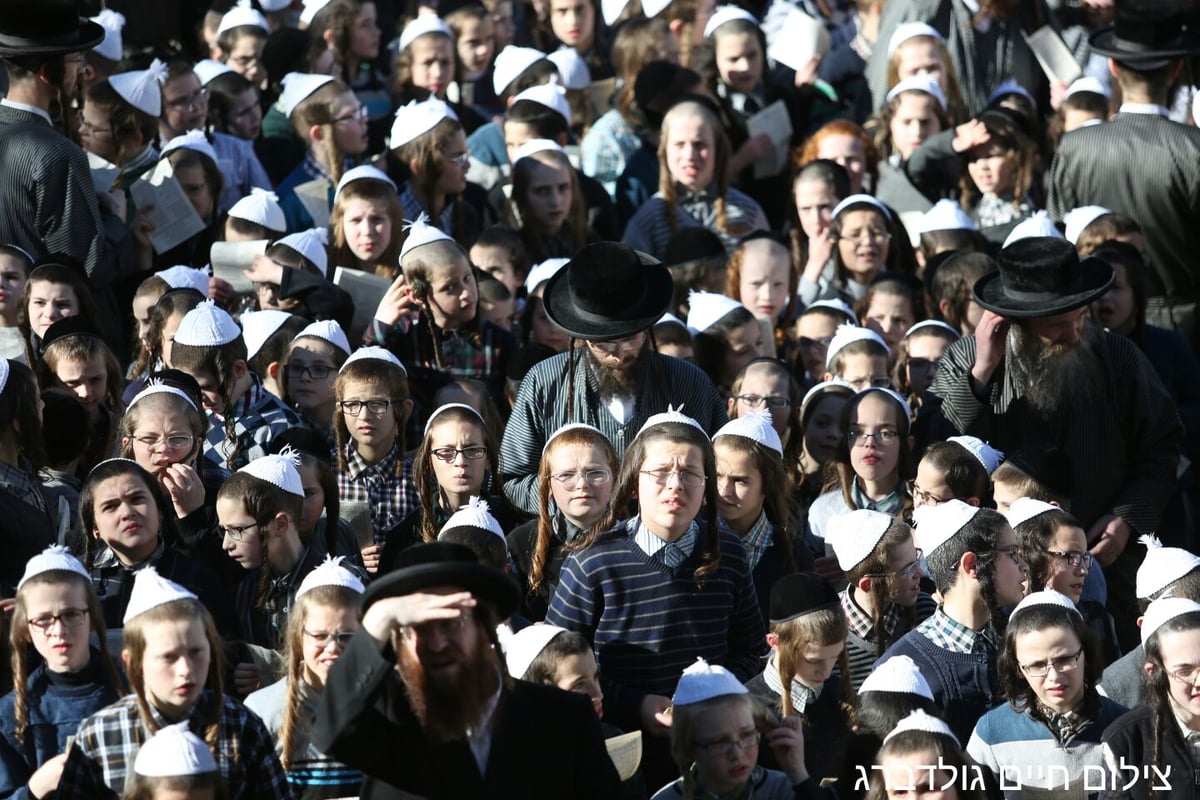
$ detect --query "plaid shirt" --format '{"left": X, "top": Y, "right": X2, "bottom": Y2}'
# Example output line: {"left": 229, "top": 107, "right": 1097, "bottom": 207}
{"left": 59, "top": 690, "right": 293, "bottom": 800}
{"left": 366, "top": 315, "right": 515, "bottom": 397}
{"left": 203, "top": 372, "right": 300, "bottom": 471}
{"left": 580, "top": 109, "right": 640, "bottom": 197}
{"left": 235, "top": 540, "right": 326, "bottom": 650}
{"left": 399, "top": 185, "right": 454, "bottom": 233}
{"left": 0, "top": 456, "right": 47, "bottom": 515}
{"left": 915, "top": 607, "right": 997, "bottom": 656}
{"left": 739, "top": 511, "right": 774, "bottom": 572}
{"left": 840, "top": 586, "right": 905, "bottom": 641}
{"left": 336, "top": 439, "right": 417, "bottom": 544}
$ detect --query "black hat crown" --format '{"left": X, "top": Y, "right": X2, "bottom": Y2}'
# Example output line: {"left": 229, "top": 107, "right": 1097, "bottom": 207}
{"left": 973, "top": 237, "right": 1113, "bottom": 318}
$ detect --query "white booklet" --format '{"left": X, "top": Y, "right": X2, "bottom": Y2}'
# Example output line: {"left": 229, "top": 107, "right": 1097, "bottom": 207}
{"left": 87, "top": 152, "right": 120, "bottom": 193}
{"left": 210, "top": 239, "right": 269, "bottom": 293}
{"left": 333, "top": 266, "right": 393, "bottom": 341}
{"left": 127, "top": 159, "right": 206, "bottom": 254}
{"left": 767, "top": 8, "right": 830, "bottom": 73}
{"left": 1024, "top": 26, "right": 1083, "bottom": 85}
{"left": 294, "top": 178, "right": 332, "bottom": 228}
{"left": 747, "top": 100, "right": 794, "bottom": 179}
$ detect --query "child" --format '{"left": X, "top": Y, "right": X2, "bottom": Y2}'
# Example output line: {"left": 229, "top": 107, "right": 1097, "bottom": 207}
{"left": 892, "top": 320, "right": 958, "bottom": 408}
{"left": 445, "top": 3, "right": 497, "bottom": 115}
{"left": 329, "top": 165, "right": 403, "bottom": 277}
{"left": 857, "top": 276, "right": 922, "bottom": 356}
{"left": 821, "top": 323, "right": 890, "bottom": 391}
{"left": 821, "top": 195, "right": 898, "bottom": 304}
{"left": 0, "top": 546, "right": 123, "bottom": 800}
{"left": 792, "top": 161, "right": 850, "bottom": 306}
{"left": 20, "top": 261, "right": 97, "bottom": 365}
{"left": 123, "top": 722, "right": 220, "bottom": 800}
{"left": 206, "top": 70, "right": 263, "bottom": 143}
{"left": 0, "top": 245, "right": 31, "bottom": 347}
{"left": 476, "top": 274, "right": 515, "bottom": 331}
{"left": 792, "top": 300, "right": 855, "bottom": 388}
{"left": 872, "top": 76, "right": 949, "bottom": 216}
{"left": 390, "top": 15, "right": 471, "bottom": 125}
{"left": 242, "top": 311, "right": 309, "bottom": 402}
{"left": 657, "top": 657, "right": 814, "bottom": 798}
{"left": 244, "top": 557, "right": 364, "bottom": 798}
{"left": 727, "top": 233, "right": 797, "bottom": 357}
{"left": 322, "top": 0, "right": 388, "bottom": 150}
{"left": 225, "top": 189, "right": 288, "bottom": 243}
{"left": 687, "top": 291, "right": 764, "bottom": 396}
{"left": 883, "top": 23, "right": 966, "bottom": 122}
{"left": 990, "top": 446, "right": 1072, "bottom": 514}
{"left": 58, "top": 568, "right": 290, "bottom": 798}
{"left": 1056, "top": 77, "right": 1110, "bottom": 137}
{"left": 388, "top": 97, "right": 478, "bottom": 243}
{"left": 0, "top": 359, "right": 55, "bottom": 554}
{"left": 242, "top": 232, "right": 356, "bottom": 332}
{"left": 909, "top": 440, "right": 989, "bottom": 510}
{"left": 157, "top": 133, "right": 226, "bottom": 270}
{"left": 470, "top": 225, "right": 530, "bottom": 299}
{"left": 169, "top": 301, "right": 300, "bottom": 471}
{"left": 727, "top": 359, "right": 805, "bottom": 486}
{"left": 518, "top": 257, "right": 572, "bottom": 352}
{"left": 868, "top": 711, "right": 984, "bottom": 800}
{"left": 913, "top": 199, "right": 984, "bottom": 272}
{"left": 825, "top": 510, "right": 936, "bottom": 690}
{"left": 280, "top": 320, "right": 352, "bottom": 449}
{"left": 215, "top": 4, "right": 268, "bottom": 89}
{"left": 128, "top": 272, "right": 194, "bottom": 383}
{"left": 80, "top": 61, "right": 166, "bottom": 186}
{"left": 38, "top": 389, "right": 90, "bottom": 540}
{"left": 507, "top": 423, "right": 618, "bottom": 620}
{"left": 797, "top": 380, "right": 854, "bottom": 489}
{"left": 928, "top": 251, "right": 991, "bottom": 336}
{"left": 505, "top": 141, "right": 593, "bottom": 263}
{"left": 622, "top": 100, "right": 769, "bottom": 259}
{"left": 959, "top": 110, "right": 1038, "bottom": 243}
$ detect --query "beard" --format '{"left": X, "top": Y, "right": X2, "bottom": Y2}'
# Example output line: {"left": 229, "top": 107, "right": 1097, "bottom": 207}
{"left": 585, "top": 344, "right": 645, "bottom": 396}
{"left": 396, "top": 625, "right": 501, "bottom": 743}
{"left": 1011, "top": 322, "right": 1106, "bottom": 414}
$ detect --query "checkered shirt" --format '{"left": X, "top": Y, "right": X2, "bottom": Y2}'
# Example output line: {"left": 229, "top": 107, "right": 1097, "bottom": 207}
{"left": 335, "top": 438, "right": 417, "bottom": 544}
{"left": 203, "top": 372, "right": 301, "bottom": 471}
{"left": 915, "top": 607, "right": 997, "bottom": 656}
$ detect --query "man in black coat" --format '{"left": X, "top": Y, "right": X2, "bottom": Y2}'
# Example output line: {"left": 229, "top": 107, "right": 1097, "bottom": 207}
{"left": 312, "top": 542, "right": 622, "bottom": 799}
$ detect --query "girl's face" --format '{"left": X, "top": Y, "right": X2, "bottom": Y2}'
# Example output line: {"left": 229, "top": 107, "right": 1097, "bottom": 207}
{"left": 837, "top": 209, "right": 890, "bottom": 281}
{"left": 28, "top": 280, "right": 81, "bottom": 339}
{"left": 895, "top": 38, "right": 946, "bottom": 89}
{"left": 816, "top": 134, "right": 866, "bottom": 194}
{"left": 992, "top": 479, "right": 1019, "bottom": 514}
{"left": 714, "top": 441, "right": 766, "bottom": 534}
{"left": 912, "top": 457, "right": 955, "bottom": 509}
{"left": 92, "top": 473, "right": 162, "bottom": 565}
{"left": 428, "top": 418, "right": 488, "bottom": 500}
{"left": 1043, "top": 524, "right": 1089, "bottom": 603}
{"left": 216, "top": 495, "right": 265, "bottom": 569}
{"left": 732, "top": 366, "right": 792, "bottom": 439}
{"left": 161, "top": 73, "right": 209, "bottom": 135}
{"left": 410, "top": 35, "right": 455, "bottom": 96}
{"left": 330, "top": 91, "right": 369, "bottom": 157}
{"left": 424, "top": 257, "right": 478, "bottom": 329}
{"left": 795, "top": 312, "right": 838, "bottom": 381}
{"left": 889, "top": 93, "right": 942, "bottom": 161}
{"left": 791, "top": 641, "right": 844, "bottom": 688}
{"left": 23, "top": 580, "right": 93, "bottom": 673}
{"left": 715, "top": 30, "right": 763, "bottom": 95}
{"left": 881, "top": 748, "right": 959, "bottom": 800}
{"left": 436, "top": 129, "right": 470, "bottom": 198}
{"left": 457, "top": 15, "right": 495, "bottom": 75}
{"left": 803, "top": 394, "right": 847, "bottom": 466}
{"left": 350, "top": 2, "right": 381, "bottom": 61}
{"left": 225, "top": 87, "right": 263, "bottom": 140}
{"left": 302, "top": 602, "right": 360, "bottom": 689}
{"left": 905, "top": 334, "right": 950, "bottom": 400}
{"left": 553, "top": 649, "right": 604, "bottom": 718}
{"left": 848, "top": 394, "right": 902, "bottom": 487}
{"left": 692, "top": 699, "right": 759, "bottom": 795}
{"left": 886, "top": 536, "right": 924, "bottom": 607}
{"left": 54, "top": 353, "right": 108, "bottom": 417}
{"left": 340, "top": 378, "right": 400, "bottom": 452}
{"left": 529, "top": 294, "right": 569, "bottom": 352}
{"left": 1014, "top": 626, "right": 1085, "bottom": 714}
{"left": 1156, "top": 627, "right": 1200, "bottom": 727}
{"left": 174, "top": 162, "right": 215, "bottom": 222}
{"left": 297, "top": 462, "right": 325, "bottom": 536}
{"left": 1092, "top": 261, "right": 1134, "bottom": 333}
{"left": 287, "top": 338, "right": 339, "bottom": 413}
{"left": 966, "top": 142, "right": 1015, "bottom": 197}
{"left": 0, "top": 253, "right": 28, "bottom": 323}
{"left": 79, "top": 101, "right": 118, "bottom": 162}
{"left": 794, "top": 178, "right": 837, "bottom": 241}
{"left": 524, "top": 156, "right": 573, "bottom": 234}
{"left": 132, "top": 292, "right": 157, "bottom": 347}
{"left": 137, "top": 617, "right": 210, "bottom": 719}
{"left": 863, "top": 292, "right": 915, "bottom": 353}
{"left": 719, "top": 320, "right": 764, "bottom": 387}
{"left": 127, "top": 406, "right": 200, "bottom": 475}
{"left": 738, "top": 246, "right": 790, "bottom": 322}
{"left": 635, "top": 440, "right": 706, "bottom": 540}
{"left": 342, "top": 196, "right": 393, "bottom": 264}
{"left": 666, "top": 111, "right": 715, "bottom": 193}
{"left": 547, "top": 442, "right": 613, "bottom": 529}
{"left": 549, "top": 0, "right": 595, "bottom": 50}
{"left": 159, "top": 311, "right": 186, "bottom": 368}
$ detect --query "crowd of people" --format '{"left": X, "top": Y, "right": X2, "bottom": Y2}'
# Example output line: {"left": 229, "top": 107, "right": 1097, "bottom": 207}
{"left": 0, "top": 0, "right": 1199, "bottom": 797}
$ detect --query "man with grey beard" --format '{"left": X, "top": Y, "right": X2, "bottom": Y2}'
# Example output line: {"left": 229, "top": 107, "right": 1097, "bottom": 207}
{"left": 925, "top": 237, "right": 1182, "bottom": 650}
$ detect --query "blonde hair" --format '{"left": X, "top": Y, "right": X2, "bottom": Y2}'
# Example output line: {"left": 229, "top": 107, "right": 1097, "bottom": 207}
{"left": 334, "top": 359, "right": 410, "bottom": 474}
{"left": 669, "top": 693, "right": 765, "bottom": 799}
{"left": 771, "top": 609, "right": 853, "bottom": 719}
{"left": 291, "top": 80, "right": 354, "bottom": 186}
{"left": 658, "top": 102, "right": 731, "bottom": 237}
{"left": 330, "top": 178, "right": 405, "bottom": 277}
{"left": 884, "top": 35, "right": 967, "bottom": 123}
{"left": 119, "top": 391, "right": 206, "bottom": 463}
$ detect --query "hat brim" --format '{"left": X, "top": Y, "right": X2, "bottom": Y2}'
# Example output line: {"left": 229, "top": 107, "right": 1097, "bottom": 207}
{"left": 1088, "top": 27, "right": 1200, "bottom": 67}
{"left": 364, "top": 561, "right": 520, "bottom": 620}
{"left": 541, "top": 251, "right": 675, "bottom": 341}
{"left": 0, "top": 19, "right": 105, "bottom": 57}
{"left": 972, "top": 258, "right": 1114, "bottom": 318}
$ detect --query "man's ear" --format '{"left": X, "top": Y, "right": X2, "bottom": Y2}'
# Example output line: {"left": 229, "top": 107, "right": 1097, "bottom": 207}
{"left": 961, "top": 551, "right": 979, "bottom": 579}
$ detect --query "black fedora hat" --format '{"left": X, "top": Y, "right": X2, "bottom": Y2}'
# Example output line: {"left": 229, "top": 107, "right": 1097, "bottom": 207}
{"left": 973, "top": 237, "right": 1113, "bottom": 318}
{"left": 541, "top": 242, "right": 674, "bottom": 341}
{"left": 1089, "top": 0, "right": 1200, "bottom": 69}
{"left": 365, "top": 542, "right": 520, "bottom": 620}
{"left": 0, "top": 0, "right": 104, "bottom": 57}
{"left": 41, "top": 316, "right": 102, "bottom": 349}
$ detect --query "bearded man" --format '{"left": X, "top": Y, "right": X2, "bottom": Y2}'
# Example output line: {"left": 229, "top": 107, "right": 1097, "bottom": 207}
{"left": 499, "top": 241, "right": 727, "bottom": 514}
{"left": 313, "top": 542, "right": 621, "bottom": 799}
{"left": 924, "top": 237, "right": 1183, "bottom": 650}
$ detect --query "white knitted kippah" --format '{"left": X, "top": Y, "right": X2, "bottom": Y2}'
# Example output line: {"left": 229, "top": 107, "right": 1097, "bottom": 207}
{"left": 399, "top": 212, "right": 456, "bottom": 261}
{"left": 127, "top": 377, "right": 198, "bottom": 412}
{"left": 1137, "top": 535, "right": 1200, "bottom": 600}
{"left": 686, "top": 291, "right": 745, "bottom": 334}
{"left": 18, "top": 544, "right": 90, "bottom": 590}
{"left": 172, "top": 300, "right": 241, "bottom": 347}
{"left": 1011, "top": 589, "right": 1081, "bottom": 619}
{"left": 946, "top": 435, "right": 1004, "bottom": 474}
{"left": 296, "top": 555, "right": 366, "bottom": 598}
{"left": 912, "top": 500, "right": 980, "bottom": 559}
{"left": 637, "top": 404, "right": 706, "bottom": 438}
{"left": 156, "top": 265, "right": 210, "bottom": 297}
{"left": 294, "top": 319, "right": 351, "bottom": 355}
{"left": 1142, "top": 597, "right": 1200, "bottom": 646}
{"left": 133, "top": 722, "right": 217, "bottom": 777}
{"left": 124, "top": 567, "right": 198, "bottom": 625}
{"left": 883, "top": 709, "right": 959, "bottom": 746}
{"left": 438, "top": 496, "right": 506, "bottom": 544}
{"left": 110, "top": 58, "right": 167, "bottom": 116}
{"left": 825, "top": 509, "right": 894, "bottom": 571}
{"left": 672, "top": 657, "right": 749, "bottom": 705}
{"left": 505, "top": 624, "right": 568, "bottom": 679}
{"left": 340, "top": 346, "right": 407, "bottom": 374}
{"left": 423, "top": 402, "right": 485, "bottom": 435}
{"left": 1003, "top": 497, "right": 1059, "bottom": 530}
{"left": 825, "top": 323, "right": 889, "bottom": 369}
{"left": 228, "top": 188, "right": 286, "bottom": 233}
{"left": 713, "top": 410, "right": 783, "bottom": 457}
{"left": 390, "top": 97, "right": 458, "bottom": 149}
{"left": 238, "top": 447, "right": 304, "bottom": 497}
{"left": 858, "top": 655, "right": 934, "bottom": 701}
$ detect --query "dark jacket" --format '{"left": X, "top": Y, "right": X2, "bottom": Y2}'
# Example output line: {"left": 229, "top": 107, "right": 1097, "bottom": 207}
{"left": 1102, "top": 703, "right": 1198, "bottom": 800}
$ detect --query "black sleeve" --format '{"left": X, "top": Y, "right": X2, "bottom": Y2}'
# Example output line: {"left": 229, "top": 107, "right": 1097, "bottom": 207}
{"left": 278, "top": 267, "right": 356, "bottom": 332}
{"left": 905, "top": 128, "right": 961, "bottom": 200}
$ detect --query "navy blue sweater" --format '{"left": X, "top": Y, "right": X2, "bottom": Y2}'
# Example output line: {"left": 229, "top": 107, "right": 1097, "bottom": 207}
{"left": 546, "top": 525, "right": 767, "bottom": 733}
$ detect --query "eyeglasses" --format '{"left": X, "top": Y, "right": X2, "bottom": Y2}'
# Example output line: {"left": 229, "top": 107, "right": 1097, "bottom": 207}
{"left": 400, "top": 610, "right": 472, "bottom": 641}
{"left": 550, "top": 469, "right": 612, "bottom": 486}
{"left": 79, "top": 119, "right": 113, "bottom": 136}
{"left": 640, "top": 468, "right": 706, "bottom": 488}
{"left": 590, "top": 333, "right": 645, "bottom": 354}
{"left": 339, "top": 399, "right": 396, "bottom": 416}
{"left": 867, "top": 549, "right": 924, "bottom": 580}
{"left": 1167, "top": 664, "right": 1200, "bottom": 685}
{"left": 444, "top": 151, "right": 470, "bottom": 167}
{"left": 304, "top": 629, "right": 357, "bottom": 649}
{"left": 695, "top": 730, "right": 760, "bottom": 757}
{"left": 432, "top": 446, "right": 489, "bottom": 462}
{"left": 332, "top": 104, "right": 368, "bottom": 125}
{"left": 907, "top": 357, "right": 942, "bottom": 374}
{"left": 986, "top": 544, "right": 1025, "bottom": 566}
{"left": 839, "top": 228, "right": 891, "bottom": 243}
{"left": 799, "top": 335, "right": 834, "bottom": 353}
{"left": 133, "top": 434, "right": 195, "bottom": 451}
{"left": 287, "top": 363, "right": 335, "bottom": 380}
{"left": 906, "top": 480, "right": 953, "bottom": 506}
{"left": 848, "top": 429, "right": 899, "bottom": 447}
{"left": 1019, "top": 646, "right": 1084, "bottom": 678}
{"left": 166, "top": 88, "right": 208, "bottom": 111}
{"left": 220, "top": 521, "right": 261, "bottom": 541}
{"left": 28, "top": 608, "right": 89, "bottom": 631}
{"left": 1047, "top": 550, "right": 1093, "bottom": 569}
{"left": 734, "top": 394, "right": 790, "bottom": 410}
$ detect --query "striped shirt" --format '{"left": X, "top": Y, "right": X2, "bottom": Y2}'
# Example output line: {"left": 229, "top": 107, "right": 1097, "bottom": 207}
{"left": 621, "top": 186, "right": 769, "bottom": 260}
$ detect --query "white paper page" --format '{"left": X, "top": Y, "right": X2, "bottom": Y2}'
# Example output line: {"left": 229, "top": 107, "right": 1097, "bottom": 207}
{"left": 1024, "top": 26, "right": 1083, "bottom": 85}
{"left": 334, "top": 266, "right": 393, "bottom": 341}
{"left": 294, "top": 178, "right": 332, "bottom": 228}
{"left": 87, "top": 151, "right": 120, "bottom": 193}
{"left": 127, "top": 159, "right": 206, "bottom": 254}
{"left": 767, "top": 8, "right": 830, "bottom": 73}
{"left": 210, "top": 239, "right": 268, "bottom": 293}
{"left": 747, "top": 100, "right": 793, "bottom": 179}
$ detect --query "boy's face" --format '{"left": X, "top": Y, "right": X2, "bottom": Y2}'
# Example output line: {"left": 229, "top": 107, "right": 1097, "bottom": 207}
{"left": 503, "top": 120, "right": 539, "bottom": 166}
{"left": 829, "top": 352, "right": 889, "bottom": 392}
{"left": 470, "top": 243, "right": 522, "bottom": 294}
{"left": 226, "top": 33, "right": 266, "bottom": 88}
{"left": 188, "top": 367, "right": 224, "bottom": 413}
{"left": 992, "top": 479, "right": 1019, "bottom": 513}
{"left": 217, "top": 495, "right": 265, "bottom": 569}
{"left": 479, "top": 298, "right": 515, "bottom": 330}
{"left": 553, "top": 650, "right": 603, "bottom": 718}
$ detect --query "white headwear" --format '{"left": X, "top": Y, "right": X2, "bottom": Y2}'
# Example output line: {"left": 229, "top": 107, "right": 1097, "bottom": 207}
{"left": 399, "top": 213, "right": 456, "bottom": 261}
{"left": 914, "top": 199, "right": 976, "bottom": 234}
{"left": 300, "top": 0, "right": 334, "bottom": 26}
{"left": 438, "top": 496, "right": 506, "bottom": 543}
{"left": 241, "top": 310, "right": 296, "bottom": 360}
{"left": 806, "top": 298, "right": 857, "bottom": 323}
{"left": 859, "top": 655, "right": 934, "bottom": 700}
{"left": 546, "top": 48, "right": 590, "bottom": 91}
{"left": 542, "top": 422, "right": 608, "bottom": 454}
{"left": 703, "top": 5, "right": 758, "bottom": 38}
{"left": 1141, "top": 597, "right": 1200, "bottom": 646}
{"left": 831, "top": 193, "right": 892, "bottom": 222}
{"left": 193, "top": 59, "right": 235, "bottom": 87}
{"left": 1063, "top": 76, "right": 1111, "bottom": 100}
{"left": 110, "top": 58, "right": 168, "bottom": 117}
{"left": 18, "top": 544, "right": 90, "bottom": 590}
{"left": 0, "top": 358, "right": 9, "bottom": 396}
{"left": 686, "top": 291, "right": 745, "bottom": 333}
{"left": 340, "top": 345, "right": 406, "bottom": 374}
{"left": 904, "top": 321, "right": 960, "bottom": 344}
{"left": 825, "top": 323, "right": 889, "bottom": 369}
{"left": 1001, "top": 211, "right": 1064, "bottom": 248}
{"left": 423, "top": 402, "right": 485, "bottom": 434}
{"left": 398, "top": 15, "right": 453, "bottom": 51}
{"left": 886, "top": 21, "right": 943, "bottom": 57}
{"left": 156, "top": 266, "right": 210, "bottom": 297}
{"left": 946, "top": 435, "right": 1004, "bottom": 474}
{"left": 637, "top": 405, "right": 706, "bottom": 438}
{"left": 858, "top": 387, "right": 912, "bottom": 423}
{"left": 276, "top": 228, "right": 330, "bottom": 274}
{"left": 1137, "top": 535, "right": 1200, "bottom": 600}
{"left": 173, "top": 300, "right": 241, "bottom": 347}
{"left": 505, "top": 624, "right": 568, "bottom": 678}
{"left": 1063, "top": 205, "right": 1111, "bottom": 244}
{"left": 1011, "top": 588, "right": 1080, "bottom": 619}
{"left": 218, "top": 3, "right": 269, "bottom": 35}
{"left": 800, "top": 379, "right": 852, "bottom": 411}
{"left": 524, "top": 257, "right": 570, "bottom": 295}
{"left": 334, "top": 164, "right": 397, "bottom": 200}
{"left": 912, "top": 499, "right": 980, "bottom": 559}
{"left": 127, "top": 377, "right": 198, "bottom": 412}
{"left": 133, "top": 722, "right": 217, "bottom": 778}
{"left": 825, "top": 509, "right": 894, "bottom": 571}
{"left": 987, "top": 79, "right": 1036, "bottom": 108}
{"left": 883, "top": 709, "right": 959, "bottom": 746}
{"left": 239, "top": 447, "right": 304, "bottom": 497}
{"left": 390, "top": 96, "right": 459, "bottom": 149}
{"left": 885, "top": 75, "right": 947, "bottom": 111}
{"left": 602, "top": 0, "right": 631, "bottom": 26}
{"left": 91, "top": 9, "right": 126, "bottom": 62}
{"left": 714, "top": 410, "right": 783, "bottom": 456}
{"left": 513, "top": 82, "right": 572, "bottom": 126}
{"left": 258, "top": 0, "right": 293, "bottom": 11}
{"left": 493, "top": 46, "right": 548, "bottom": 95}
{"left": 1003, "top": 497, "right": 1059, "bottom": 529}
{"left": 161, "top": 130, "right": 218, "bottom": 164}
{"left": 296, "top": 555, "right": 366, "bottom": 598}
{"left": 672, "top": 657, "right": 749, "bottom": 705}
{"left": 228, "top": 188, "right": 287, "bottom": 233}
{"left": 512, "top": 138, "right": 566, "bottom": 166}
{"left": 124, "top": 567, "right": 198, "bottom": 625}
{"left": 294, "top": 319, "right": 351, "bottom": 355}
{"left": 279, "top": 72, "right": 335, "bottom": 119}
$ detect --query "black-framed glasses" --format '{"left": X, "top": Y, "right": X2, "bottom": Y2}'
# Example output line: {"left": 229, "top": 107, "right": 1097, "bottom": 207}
{"left": 1019, "top": 646, "right": 1084, "bottom": 678}
{"left": 304, "top": 629, "right": 356, "bottom": 649}
{"left": 1047, "top": 550, "right": 1093, "bottom": 569}
{"left": 734, "top": 394, "right": 790, "bottom": 409}
{"left": 332, "top": 104, "right": 368, "bottom": 124}
{"left": 907, "top": 357, "right": 942, "bottom": 373}
{"left": 133, "top": 434, "right": 195, "bottom": 451}
{"left": 550, "top": 469, "right": 612, "bottom": 486}
{"left": 985, "top": 544, "right": 1025, "bottom": 566}
{"left": 848, "top": 429, "right": 899, "bottom": 447}
{"left": 432, "top": 446, "right": 489, "bottom": 462}
{"left": 866, "top": 548, "right": 924, "bottom": 580}
{"left": 799, "top": 335, "right": 833, "bottom": 353}
{"left": 906, "top": 480, "right": 953, "bottom": 506}
{"left": 287, "top": 363, "right": 335, "bottom": 380}
{"left": 339, "top": 399, "right": 395, "bottom": 416}
{"left": 28, "top": 608, "right": 89, "bottom": 631}
{"left": 640, "top": 468, "right": 706, "bottom": 488}
{"left": 695, "top": 730, "right": 760, "bottom": 756}
{"left": 166, "top": 88, "right": 208, "bottom": 111}
{"left": 220, "top": 521, "right": 261, "bottom": 541}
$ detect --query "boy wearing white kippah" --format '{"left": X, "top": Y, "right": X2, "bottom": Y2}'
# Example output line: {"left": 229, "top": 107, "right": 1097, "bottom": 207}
{"left": 124, "top": 722, "right": 219, "bottom": 800}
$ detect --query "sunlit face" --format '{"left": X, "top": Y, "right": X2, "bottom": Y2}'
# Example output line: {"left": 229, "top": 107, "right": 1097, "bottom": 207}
{"left": 881, "top": 748, "right": 959, "bottom": 800}
{"left": 731, "top": 365, "right": 792, "bottom": 438}
{"left": 28, "top": 280, "right": 81, "bottom": 339}
{"left": 837, "top": 209, "right": 890, "bottom": 282}
{"left": 553, "top": 649, "right": 603, "bottom": 718}
{"left": 132, "top": 292, "right": 157, "bottom": 348}
{"left": 503, "top": 120, "right": 538, "bottom": 165}
{"left": 340, "top": 378, "right": 399, "bottom": 452}
{"left": 457, "top": 15, "right": 495, "bottom": 74}
{"left": 847, "top": 393, "right": 902, "bottom": 486}
{"left": 174, "top": 163, "right": 215, "bottom": 222}
{"left": 330, "top": 91, "right": 369, "bottom": 156}
{"left": 1042, "top": 524, "right": 1089, "bottom": 603}
{"left": 301, "top": 602, "right": 360, "bottom": 690}
{"left": 992, "top": 479, "right": 1019, "bottom": 514}
{"left": 835, "top": 352, "right": 889, "bottom": 393}
{"left": 470, "top": 243, "right": 521, "bottom": 295}
{"left": 719, "top": 320, "right": 764, "bottom": 387}
{"left": 715, "top": 30, "right": 762, "bottom": 94}
{"left": 666, "top": 111, "right": 715, "bottom": 193}
{"left": 436, "top": 129, "right": 470, "bottom": 198}
{"left": 966, "top": 143, "right": 1015, "bottom": 197}
{"left": 53, "top": 353, "right": 108, "bottom": 416}
{"left": 217, "top": 495, "right": 265, "bottom": 569}
{"left": 791, "top": 640, "right": 843, "bottom": 688}
{"left": 816, "top": 134, "right": 866, "bottom": 194}
{"left": 136, "top": 617, "right": 210, "bottom": 719}
{"left": 91, "top": 473, "right": 162, "bottom": 566}
{"left": 409, "top": 34, "right": 455, "bottom": 97}
{"left": 1155, "top": 627, "right": 1200, "bottom": 729}
{"left": 738, "top": 242, "right": 790, "bottom": 322}
{"left": 0, "top": 253, "right": 27, "bottom": 324}
{"left": 79, "top": 101, "right": 118, "bottom": 162}
{"left": 287, "top": 338, "right": 339, "bottom": 413}
{"left": 161, "top": 73, "right": 208, "bottom": 136}
{"left": 126, "top": 406, "right": 199, "bottom": 475}
{"left": 23, "top": 580, "right": 93, "bottom": 673}
{"left": 889, "top": 92, "right": 942, "bottom": 161}
{"left": 692, "top": 700, "right": 759, "bottom": 796}
{"left": 549, "top": 0, "right": 594, "bottom": 50}
{"left": 1015, "top": 626, "right": 1085, "bottom": 713}
{"left": 523, "top": 155, "right": 573, "bottom": 234}
{"left": 912, "top": 457, "right": 955, "bottom": 509}
{"left": 905, "top": 334, "right": 950, "bottom": 400}
{"left": 425, "top": 257, "right": 478, "bottom": 329}
{"left": 224, "top": 87, "right": 263, "bottom": 140}
{"left": 989, "top": 525, "right": 1028, "bottom": 606}
{"left": 714, "top": 441, "right": 766, "bottom": 534}
{"left": 350, "top": 2, "right": 381, "bottom": 60}
{"left": 794, "top": 178, "right": 838, "bottom": 240}
{"left": 635, "top": 440, "right": 706, "bottom": 541}
{"left": 1092, "top": 261, "right": 1134, "bottom": 334}
{"left": 547, "top": 442, "right": 613, "bottom": 529}
{"left": 427, "top": 417, "right": 488, "bottom": 501}
{"left": 885, "top": 536, "right": 923, "bottom": 607}
{"left": 863, "top": 292, "right": 915, "bottom": 353}
{"left": 894, "top": 38, "right": 945, "bottom": 89}
{"left": 226, "top": 33, "right": 266, "bottom": 87}
{"left": 342, "top": 196, "right": 392, "bottom": 265}
{"left": 803, "top": 393, "right": 847, "bottom": 466}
